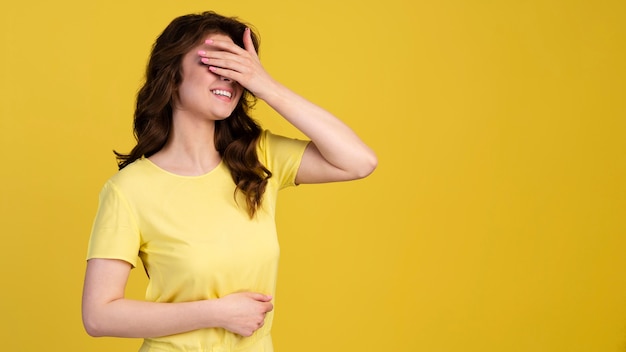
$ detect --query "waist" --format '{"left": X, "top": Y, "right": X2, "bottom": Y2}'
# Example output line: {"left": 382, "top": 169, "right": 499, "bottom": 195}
{"left": 139, "top": 326, "right": 273, "bottom": 352}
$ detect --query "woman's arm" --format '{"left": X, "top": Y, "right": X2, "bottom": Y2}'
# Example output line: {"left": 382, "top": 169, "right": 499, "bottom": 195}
{"left": 82, "top": 258, "right": 273, "bottom": 338}
{"left": 201, "top": 29, "right": 377, "bottom": 184}
{"left": 259, "top": 82, "right": 378, "bottom": 184}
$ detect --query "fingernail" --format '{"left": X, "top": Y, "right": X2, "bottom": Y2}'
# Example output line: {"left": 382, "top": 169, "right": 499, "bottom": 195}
{"left": 198, "top": 50, "right": 206, "bottom": 55}
{"left": 205, "top": 39, "right": 213, "bottom": 44}
{"left": 201, "top": 58, "right": 209, "bottom": 64}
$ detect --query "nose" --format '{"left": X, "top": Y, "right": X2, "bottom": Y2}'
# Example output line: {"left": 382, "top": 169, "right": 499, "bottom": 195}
{"left": 219, "top": 76, "right": 232, "bottom": 82}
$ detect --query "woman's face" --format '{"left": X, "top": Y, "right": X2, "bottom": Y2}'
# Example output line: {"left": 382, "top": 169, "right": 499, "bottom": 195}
{"left": 174, "top": 33, "right": 244, "bottom": 121}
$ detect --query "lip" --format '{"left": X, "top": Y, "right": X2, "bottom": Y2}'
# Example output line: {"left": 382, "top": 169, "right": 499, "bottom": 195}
{"left": 210, "top": 87, "right": 235, "bottom": 102}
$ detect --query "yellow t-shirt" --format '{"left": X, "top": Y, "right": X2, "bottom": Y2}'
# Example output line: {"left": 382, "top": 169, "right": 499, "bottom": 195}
{"left": 87, "top": 130, "right": 309, "bottom": 352}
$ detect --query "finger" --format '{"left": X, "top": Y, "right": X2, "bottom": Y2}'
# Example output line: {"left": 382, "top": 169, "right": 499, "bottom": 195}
{"left": 245, "top": 292, "right": 265, "bottom": 300}
{"left": 201, "top": 57, "right": 244, "bottom": 72}
{"left": 247, "top": 292, "right": 273, "bottom": 302}
{"left": 243, "top": 27, "right": 257, "bottom": 55}
{"left": 207, "top": 65, "right": 241, "bottom": 83}
{"left": 204, "top": 38, "right": 246, "bottom": 55}
{"left": 197, "top": 50, "right": 233, "bottom": 60}
{"left": 198, "top": 50, "right": 243, "bottom": 62}
{"left": 240, "top": 329, "right": 254, "bottom": 337}
{"left": 264, "top": 302, "right": 274, "bottom": 312}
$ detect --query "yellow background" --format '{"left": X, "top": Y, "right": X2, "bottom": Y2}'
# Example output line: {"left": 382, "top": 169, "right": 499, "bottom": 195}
{"left": 1, "top": 0, "right": 625, "bottom": 351}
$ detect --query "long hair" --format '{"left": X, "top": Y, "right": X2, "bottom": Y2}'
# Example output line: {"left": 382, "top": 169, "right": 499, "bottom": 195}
{"left": 115, "top": 11, "right": 271, "bottom": 218}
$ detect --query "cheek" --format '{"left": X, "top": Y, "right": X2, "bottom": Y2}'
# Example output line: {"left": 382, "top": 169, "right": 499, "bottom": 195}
{"left": 177, "top": 81, "right": 207, "bottom": 107}
{"left": 236, "top": 86, "right": 246, "bottom": 100}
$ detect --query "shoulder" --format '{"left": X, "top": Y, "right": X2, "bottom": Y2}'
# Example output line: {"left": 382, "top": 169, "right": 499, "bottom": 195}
{"left": 256, "top": 129, "right": 273, "bottom": 154}
{"left": 105, "top": 158, "right": 155, "bottom": 193}
{"left": 255, "top": 130, "right": 310, "bottom": 188}
{"left": 256, "top": 129, "right": 309, "bottom": 160}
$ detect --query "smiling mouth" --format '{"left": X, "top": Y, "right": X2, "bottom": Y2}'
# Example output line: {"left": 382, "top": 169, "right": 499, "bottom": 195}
{"left": 211, "top": 89, "right": 232, "bottom": 99}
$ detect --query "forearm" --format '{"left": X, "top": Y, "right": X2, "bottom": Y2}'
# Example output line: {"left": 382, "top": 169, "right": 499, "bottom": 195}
{"left": 83, "top": 298, "right": 222, "bottom": 338}
{"left": 83, "top": 259, "right": 273, "bottom": 339}
{"left": 260, "top": 80, "right": 377, "bottom": 177}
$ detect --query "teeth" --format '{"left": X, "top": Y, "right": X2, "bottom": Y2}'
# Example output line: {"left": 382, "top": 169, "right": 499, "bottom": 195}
{"left": 211, "top": 89, "right": 232, "bottom": 98}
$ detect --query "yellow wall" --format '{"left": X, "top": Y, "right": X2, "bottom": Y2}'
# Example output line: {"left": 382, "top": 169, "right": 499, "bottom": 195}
{"left": 1, "top": 0, "right": 625, "bottom": 351}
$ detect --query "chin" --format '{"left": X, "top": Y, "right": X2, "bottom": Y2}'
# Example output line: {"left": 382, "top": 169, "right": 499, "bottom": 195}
{"left": 212, "top": 113, "right": 233, "bottom": 121}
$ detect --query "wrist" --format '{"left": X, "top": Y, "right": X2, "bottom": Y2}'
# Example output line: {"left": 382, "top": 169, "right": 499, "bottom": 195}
{"left": 198, "top": 298, "right": 225, "bottom": 330}
{"left": 254, "top": 78, "right": 284, "bottom": 103}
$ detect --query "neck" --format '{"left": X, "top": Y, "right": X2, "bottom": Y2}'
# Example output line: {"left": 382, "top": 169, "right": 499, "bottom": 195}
{"left": 150, "top": 111, "right": 222, "bottom": 176}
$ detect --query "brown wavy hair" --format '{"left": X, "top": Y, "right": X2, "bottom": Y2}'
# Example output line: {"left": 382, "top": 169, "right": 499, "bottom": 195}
{"left": 115, "top": 11, "right": 271, "bottom": 217}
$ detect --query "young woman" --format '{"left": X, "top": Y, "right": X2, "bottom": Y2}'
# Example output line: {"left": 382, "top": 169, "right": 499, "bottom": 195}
{"left": 82, "top": 11, "right": 376, "bottom": 352}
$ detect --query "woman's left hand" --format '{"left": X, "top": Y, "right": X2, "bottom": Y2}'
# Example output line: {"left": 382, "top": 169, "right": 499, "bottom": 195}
{"left": 198, "top": 28, "right": 277, "bottom": 100}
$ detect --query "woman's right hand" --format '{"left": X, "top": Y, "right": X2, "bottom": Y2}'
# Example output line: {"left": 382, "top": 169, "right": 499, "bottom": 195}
{"left": 215, "top": 292, "right": 274, "bottom": 337}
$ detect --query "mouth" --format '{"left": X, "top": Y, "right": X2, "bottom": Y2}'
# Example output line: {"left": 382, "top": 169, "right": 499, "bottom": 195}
{"left": 211, "top": 89, "right": 233, "bottom": 99}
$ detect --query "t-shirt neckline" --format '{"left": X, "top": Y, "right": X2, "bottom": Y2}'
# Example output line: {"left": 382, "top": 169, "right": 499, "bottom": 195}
{"left": 141, "top": 156, "right": 225, "bottom": 179}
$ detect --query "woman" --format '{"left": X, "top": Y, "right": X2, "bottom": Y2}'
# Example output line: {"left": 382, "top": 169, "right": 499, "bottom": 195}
{"left": 82, "top": 11, "right": 376, "bottom": 352}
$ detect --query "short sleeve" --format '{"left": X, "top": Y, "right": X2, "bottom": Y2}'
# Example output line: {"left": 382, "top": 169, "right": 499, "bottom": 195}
{"left": 257, "top": 130, "right": 309, "bottom": 189}
{"left": 86, "top": 180, "right": 141, "bottom": 267}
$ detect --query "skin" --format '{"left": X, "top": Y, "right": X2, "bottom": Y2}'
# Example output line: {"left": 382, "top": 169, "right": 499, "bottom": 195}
{"left": 82, "top": 29, "right": 377, "bottom": 339}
